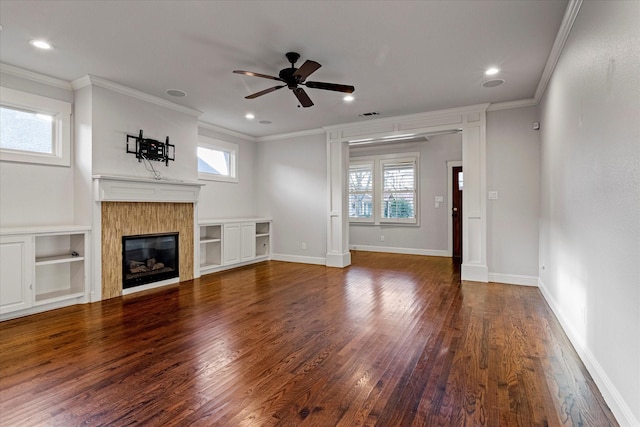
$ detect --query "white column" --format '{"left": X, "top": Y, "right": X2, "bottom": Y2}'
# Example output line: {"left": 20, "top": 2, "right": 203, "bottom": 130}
{"left": 326, "top": 138, "right": 351, "bottom": 267}
{"left": 461, "top": 113, "right": 488, "bottom": 281}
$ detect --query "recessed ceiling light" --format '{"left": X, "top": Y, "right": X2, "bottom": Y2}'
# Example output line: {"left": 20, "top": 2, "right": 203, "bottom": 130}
{"left": 343, "top": 95, "right": 354, "bottom": 102}
{"left": 29, "top": 39, "right": 52, "bottom": 50}
{"left": 485, "top": 67, "right": 500, "bottom": 76}
{"left": 245, "top": 113, "right": 255, "bottom": 120}
{"left": 166, "top": 89, "right": 186, "bottom": 97}
{"left": 482, "top": 79, "right": 505, "bottom": 88}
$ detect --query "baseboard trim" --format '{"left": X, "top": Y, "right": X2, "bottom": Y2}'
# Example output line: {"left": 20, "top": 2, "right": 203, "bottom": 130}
{"left": 538, "top": 278, "right": 638, "bottom": 427}
{"left": 488, "top": 272, "right": 539, "bottom": 287}
{"left": 349, "top": 245, "right": 449, "bottom": 257}
{"left": 461, "top": 263, "right": 489, "bottom": 282}
{"left": 271, "top": 253, "right": 327, "bottom": 266}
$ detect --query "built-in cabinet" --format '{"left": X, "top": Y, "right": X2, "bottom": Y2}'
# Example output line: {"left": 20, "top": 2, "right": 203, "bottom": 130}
{"left": 0, "top": 226, "right": 90, "bottom": 319}
{"left": 199, "top": 219, "right": 270, "bottom": 276}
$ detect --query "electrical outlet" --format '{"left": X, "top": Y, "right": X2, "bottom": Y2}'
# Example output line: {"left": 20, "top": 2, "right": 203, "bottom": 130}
{"left": 301, "top": 242, "right": 307, "bottom": 250}
{"left": 380, "top": 236, "right": 385, "bottom": 242}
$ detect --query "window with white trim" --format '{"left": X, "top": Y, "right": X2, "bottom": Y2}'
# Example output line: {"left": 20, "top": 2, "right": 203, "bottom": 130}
{"left": 349, "top": 161, "right": 374, "bottom": 222}
{"left": 0, "top": 86, "right": 71, "bottom": 167}
{"left": 197, "top": 136, "right": 238, "bottom": 182}
{"left": 349, "top": 153, "right": 419, "bottom": 225}
{"left": 381, "top": 159, "right": 416, "bottom": 223}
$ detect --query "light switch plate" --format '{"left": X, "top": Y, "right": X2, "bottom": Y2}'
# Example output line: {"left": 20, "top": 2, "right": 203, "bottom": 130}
{"left": 435, "top": 196, "right": 444, "bottom": 203}
{"left": 488, "top": 191, "right": 499, "bottom": 200}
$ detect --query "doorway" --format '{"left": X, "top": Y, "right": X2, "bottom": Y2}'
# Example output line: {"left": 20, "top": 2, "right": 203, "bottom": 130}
{"left": 452, "top": 166, "right": 463, "bottom": 261}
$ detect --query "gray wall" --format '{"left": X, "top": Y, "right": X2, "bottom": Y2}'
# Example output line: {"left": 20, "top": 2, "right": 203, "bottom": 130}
{"left": 349, "top": 133, "right": 462, "bottom": 255}
{"left": 486, "top": 106, "right": 540, "bottom": 281}
{"left": 255, "top": 133, "right": 327, "bottom": 263}
{"left": 538, "top": 1, "right": 640, "bottom": 424}
{"left": 198, "top": 127, "right": 257, "bottom": 220}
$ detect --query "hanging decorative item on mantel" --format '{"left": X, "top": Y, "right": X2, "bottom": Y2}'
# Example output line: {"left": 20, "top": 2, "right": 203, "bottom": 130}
{"left": 126, "top": 129, "right": 175, "bottom": 166}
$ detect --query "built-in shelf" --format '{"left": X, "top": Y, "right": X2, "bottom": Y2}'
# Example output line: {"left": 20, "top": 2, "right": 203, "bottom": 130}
{"left": 35, "top": 254, "right": 85, "bottom": 265}
{"left": 198, "top": 219, "right": 271, "bottom": 275}
{"left": 0, "top": 226, "right": 90, "bottom": 319}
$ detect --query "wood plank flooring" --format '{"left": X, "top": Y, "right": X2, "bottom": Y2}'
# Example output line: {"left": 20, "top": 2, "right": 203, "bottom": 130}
{"left": 0, "top": 252, "right": 618, "bottom": 426}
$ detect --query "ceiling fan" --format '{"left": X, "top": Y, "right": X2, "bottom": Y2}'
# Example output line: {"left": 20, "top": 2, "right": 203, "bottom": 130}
{"left": 233, "top": 52, "right": 355, "bottom": 108}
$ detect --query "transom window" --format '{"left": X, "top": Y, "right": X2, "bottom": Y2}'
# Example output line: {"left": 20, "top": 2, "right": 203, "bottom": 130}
{"left": 349, "top": 153, "right": 419, "bottom": 225}
{"left": 197, "top": 136, "right": 238, "bottom": 182}
{"left": 0, "top": 86, "right": 71, "bottom": 167}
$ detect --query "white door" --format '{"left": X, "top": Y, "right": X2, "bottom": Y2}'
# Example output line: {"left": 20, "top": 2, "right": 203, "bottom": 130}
{"left": 0, "top": 236, "right": 32, "bottom": 314}
{"left": 241, "top": 223, "right": 256, "bottom": 261}
{"left": 223, "top": 224, "right": 241, "bottom": 265}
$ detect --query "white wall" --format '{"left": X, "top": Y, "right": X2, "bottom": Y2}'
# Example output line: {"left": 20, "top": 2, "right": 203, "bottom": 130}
{"left": 538, "top": 1, "right": 640, "bottom": 425}
{"left": 91, "top": 86, "right": 198, "bottom": 182}
{"left": 255, "top": 133, "right": 327, "bottom": 263}
{"left": 197, "top": 127, "right": 257, "bottom": 219}
{"left": 486, "top": 106, "right": 540, "bottom": 284}
{"left": 0, "top": 72, "right": 75, "bottom": 227}
{"left": 349, "top": 133, "right": 462, "bottom": 255}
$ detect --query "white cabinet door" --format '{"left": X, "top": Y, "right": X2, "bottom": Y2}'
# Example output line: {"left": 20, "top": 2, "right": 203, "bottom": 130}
{"left": 0, "top": 236, "right": 32, "bottom": 314}
{"left": 223, "top": 224, "right": 241, "bottom": 265}
{"left": 241, "top": 223, "right": 256, "bottom": 261}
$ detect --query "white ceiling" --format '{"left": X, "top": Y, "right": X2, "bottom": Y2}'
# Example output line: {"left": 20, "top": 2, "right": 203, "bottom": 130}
{"left": 0, "top": 0, "right": 569, "bottom": 138}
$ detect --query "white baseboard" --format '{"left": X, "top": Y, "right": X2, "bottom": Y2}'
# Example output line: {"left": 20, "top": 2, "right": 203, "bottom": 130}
{"left": 461, "top": 263, "right": 489, "bottom": 282}
{"left": 271, "top": 253, "right": 327, "bottom": 266}
{"left": 349, "top": 245, "right": 449, "bottom": 257}
{"left": 488, "top": 272, "right": 539, "bottom": 287}
{"left": 538, "top": 278, "right": 639, "bottom": 427}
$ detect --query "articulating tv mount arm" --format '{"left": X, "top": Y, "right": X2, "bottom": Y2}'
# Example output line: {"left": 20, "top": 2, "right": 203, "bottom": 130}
{"left": 126, "top": 129, "right": 175, "bottom": 166}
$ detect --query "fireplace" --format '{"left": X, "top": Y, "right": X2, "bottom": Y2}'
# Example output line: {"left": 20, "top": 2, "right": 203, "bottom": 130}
{"left": 122, "top": 232, "right": 179, "bottom": 289}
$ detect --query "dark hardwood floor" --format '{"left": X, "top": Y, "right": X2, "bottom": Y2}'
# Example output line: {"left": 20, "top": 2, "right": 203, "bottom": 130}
{"left": 0, "top": 252, "right": 617, "bottom": 426}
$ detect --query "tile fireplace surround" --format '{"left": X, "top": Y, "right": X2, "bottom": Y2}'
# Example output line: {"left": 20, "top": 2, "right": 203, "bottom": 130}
{"left": 92, "top": 175, "right": 203, "bottom": 300}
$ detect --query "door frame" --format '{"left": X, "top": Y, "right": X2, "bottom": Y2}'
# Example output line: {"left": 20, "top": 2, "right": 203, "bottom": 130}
{"left": 447, "top": 160, "right": 463, "bottom": 257}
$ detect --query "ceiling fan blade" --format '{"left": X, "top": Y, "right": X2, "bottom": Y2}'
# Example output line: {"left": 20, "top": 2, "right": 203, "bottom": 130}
{"left": 293, "top": 60, "right": 321, "bottom": 81}
{"left": 245, "top": 85, "right": 286, "bottom": 99}
{"left": 304, "top": 81, "right": 355, "bottom": 93}
{"left": 293, "top": 87, "right": 314, "bottom": 108}
{"left": 233, "top": 70, "right": 283, "bottom": 81}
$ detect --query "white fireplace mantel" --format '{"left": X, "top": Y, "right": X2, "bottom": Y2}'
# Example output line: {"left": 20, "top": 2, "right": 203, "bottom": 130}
{"left": 93, "top": 174, "right": 204, "bottom": 203}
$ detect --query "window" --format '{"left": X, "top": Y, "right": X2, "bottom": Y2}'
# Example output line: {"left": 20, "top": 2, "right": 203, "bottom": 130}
{"left": 348, "top": 153, "right": 419, "bottom": 225}
{"left": 197, "top": 136, "right": 238, "bottom": 182}
{"left": 0, "top": 86, "right": 71, "bottom": 166}
{"left": 381, "top": 159, "right": 416, "bottom": 223}
{"left": 349, "top": 162, "right": 374, "bottom": 222}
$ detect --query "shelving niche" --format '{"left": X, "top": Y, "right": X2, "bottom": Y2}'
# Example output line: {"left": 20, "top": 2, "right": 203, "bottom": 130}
{"left": 255, "top": 221, "right": 270, "bottom": 257}
{"left": 199, "top": 224, "right": 222, "bottom": 270}
{"left": 34, "top": 233, "right": 86, "bottom": 304}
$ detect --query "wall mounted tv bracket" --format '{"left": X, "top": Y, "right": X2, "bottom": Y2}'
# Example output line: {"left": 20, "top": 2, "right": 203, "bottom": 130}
{"left": 126, "top": 129, "right": 175, "bottom": 166}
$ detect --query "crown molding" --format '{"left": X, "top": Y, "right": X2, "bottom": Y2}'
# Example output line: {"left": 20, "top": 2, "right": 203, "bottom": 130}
{"left": 256, "top": 127, "right": 325, "bottom": 142}
{"left": 534, "top": 0, "right": 583, "bottom": 102}
{"left": 0, "top": 63, "right": 73, "bottom": 91}
{"left": 70, "top": 75, "right": 202, "bottom": 117}
{"left": 198, "top": 121, "right": 256, "bottom": 142}
{"left": 487, "top": 98, "right": 538, "bottom": 112}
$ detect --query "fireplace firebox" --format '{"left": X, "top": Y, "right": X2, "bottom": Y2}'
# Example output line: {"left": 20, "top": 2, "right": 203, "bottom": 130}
{"left": 122, "top": 232, "right": 179, "bottom": 289}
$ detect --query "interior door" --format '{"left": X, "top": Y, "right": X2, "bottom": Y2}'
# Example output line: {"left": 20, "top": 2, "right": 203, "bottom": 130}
{"left": 452, "top": 166, "right": 463, "bottom": 261}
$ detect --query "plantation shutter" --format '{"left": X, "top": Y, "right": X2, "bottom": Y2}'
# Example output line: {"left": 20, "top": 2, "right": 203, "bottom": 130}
{"left": 381, "top": 160, "right": 416, "bottom": 221}
{"left": 348, "top": 163, "right": 374, "bottom": 220}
